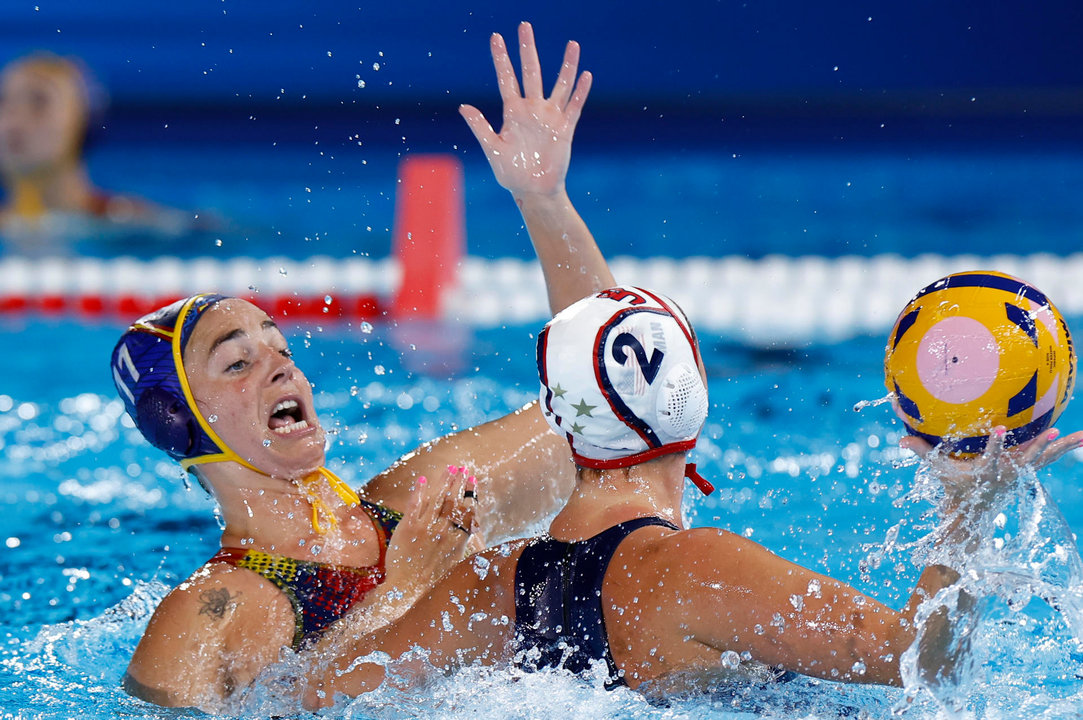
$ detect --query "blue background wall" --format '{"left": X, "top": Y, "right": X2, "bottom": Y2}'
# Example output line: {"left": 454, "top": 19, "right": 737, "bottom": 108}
{"left": 2, "top": 1, "right": 1081, "bottom": 124}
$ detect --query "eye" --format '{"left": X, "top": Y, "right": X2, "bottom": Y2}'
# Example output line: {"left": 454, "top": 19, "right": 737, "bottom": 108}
{"left": 279, "top": 347, "right": 293, "bottom": 359}
{"left": 225, "top": 358, "right": 248, "bottom": 373}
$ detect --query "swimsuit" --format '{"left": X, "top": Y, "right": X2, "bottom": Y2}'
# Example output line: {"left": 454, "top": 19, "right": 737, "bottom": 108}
{"left": 208, "top": 499, "right": 401, "bottom": 649}
{"left": 513, "top": 516, "right": 679, "bottom": 687}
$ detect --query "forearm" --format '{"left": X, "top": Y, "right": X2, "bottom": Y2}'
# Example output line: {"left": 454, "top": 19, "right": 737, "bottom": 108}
{"left": 367, "top": 402, "right": 573, "bottom": 545}
{"left": 514, "top": 189, "right": 614, "bottom": 314}
{"left": 895, "top": 501, "right": 979, "bottom": 689}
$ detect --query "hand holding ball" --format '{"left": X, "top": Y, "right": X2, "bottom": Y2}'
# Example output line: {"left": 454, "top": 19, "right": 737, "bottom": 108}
{"left": 884, "top": 271, "right": 1075, "bottom": 455}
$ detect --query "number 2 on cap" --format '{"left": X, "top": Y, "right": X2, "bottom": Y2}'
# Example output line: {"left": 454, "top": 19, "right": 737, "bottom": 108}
{"left": 612, "top": 333, "right": 664, "bottom": 384}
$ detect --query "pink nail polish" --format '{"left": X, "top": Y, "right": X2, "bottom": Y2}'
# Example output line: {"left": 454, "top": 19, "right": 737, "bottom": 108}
{"left": 418, "top": 476, "right": 427, "bottom": 485}
{"left": 448, "top": 465, "right": 458, "bottom": 474}
{"left": 1048, "top": 429, "right": 1061, "bottom": 441}
{"left": 994, "top": 427, "right": 1007, "bottom": 437}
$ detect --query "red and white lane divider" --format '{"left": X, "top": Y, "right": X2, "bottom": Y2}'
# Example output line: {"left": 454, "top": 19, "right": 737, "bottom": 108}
{"left": 3, "top": 156, "right": 1083, "bottom": 344}
{"left": 0, "top": 255, "right": 395, "bottom": 321}
{"left": 4, "top": 252, "right": 1083, "bottom": 345}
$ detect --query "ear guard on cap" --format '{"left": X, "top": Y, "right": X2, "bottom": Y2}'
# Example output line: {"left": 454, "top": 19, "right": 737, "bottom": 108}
{"left": 538, "top": 286, "right": 710, "bottom": 491}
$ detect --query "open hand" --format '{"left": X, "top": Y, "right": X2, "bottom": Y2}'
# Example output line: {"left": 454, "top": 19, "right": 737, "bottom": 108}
{"left": 900, "top": 426, "right": 1083, "bottom": 511}
{"left": 459, "top": 21, "right": 592, "bottom": 198}
{"left": 382, "top": 466, "right": 477, "bottom": 602}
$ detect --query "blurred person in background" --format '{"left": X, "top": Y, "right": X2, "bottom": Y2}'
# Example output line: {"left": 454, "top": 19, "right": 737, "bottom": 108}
{"left": 0, "top": 53, "right": 199, "bottom": 254}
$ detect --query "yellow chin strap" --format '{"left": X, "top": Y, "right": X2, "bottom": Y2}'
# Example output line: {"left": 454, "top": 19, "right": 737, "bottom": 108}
{"left": 172, "top": 295, "right": 359, "bottom": 534}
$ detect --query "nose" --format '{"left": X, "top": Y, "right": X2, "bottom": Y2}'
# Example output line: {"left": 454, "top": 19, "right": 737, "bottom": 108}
{"left": 267, "top": 351, "right": 295, "bottom": 385}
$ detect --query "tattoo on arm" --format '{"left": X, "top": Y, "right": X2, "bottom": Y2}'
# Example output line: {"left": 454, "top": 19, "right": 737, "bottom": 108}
{"left": 198, "top": 588, "right": 241, "bottom": 620}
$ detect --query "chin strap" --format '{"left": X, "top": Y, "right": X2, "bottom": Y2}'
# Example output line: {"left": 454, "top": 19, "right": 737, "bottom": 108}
{"left": 170, "top": 296, "right": 360, "bottom": 534}
{"left": 298, "top": 467, "right": 360, "bottom": 534}
{"left": 685, "top": 463, "right": 715, "bottom": 496}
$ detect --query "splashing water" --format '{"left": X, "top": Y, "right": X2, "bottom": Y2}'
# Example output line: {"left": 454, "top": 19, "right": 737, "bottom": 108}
{"left": 854, "top": 393, "right": 895, "bottom": 413}
{"left": 865, "top": 450, "right": 1083, "bottom": 716}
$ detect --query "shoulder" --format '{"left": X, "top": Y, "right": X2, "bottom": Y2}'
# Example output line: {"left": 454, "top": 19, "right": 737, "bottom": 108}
{"left": 125, "top": 561, "right": 295, "bottom": 707}
{"left": 135, "top": 562, "right": 289, "bottom": 650}
{"left": 626, "top": 526, "right": 796, "bottom": 588}
{"left": 131, "top": 563, "right": 293, "bottom": 663}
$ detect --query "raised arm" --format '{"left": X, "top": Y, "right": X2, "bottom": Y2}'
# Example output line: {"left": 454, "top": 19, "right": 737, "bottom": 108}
{"left": 460, "top": 21, "right": 613, "bottom": 313}
{"left": 365, "top": 25, "right": 623, "bottom": 539}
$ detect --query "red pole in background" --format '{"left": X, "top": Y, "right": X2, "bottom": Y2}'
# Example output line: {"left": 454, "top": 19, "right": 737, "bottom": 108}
{"left": 391, "top": 154, "right": 465, "bottom": 319}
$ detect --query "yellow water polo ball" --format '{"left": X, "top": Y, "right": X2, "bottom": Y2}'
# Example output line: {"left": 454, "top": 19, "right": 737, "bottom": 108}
{"left": 884, "top": 271, "right": 1075, "bottom": 454}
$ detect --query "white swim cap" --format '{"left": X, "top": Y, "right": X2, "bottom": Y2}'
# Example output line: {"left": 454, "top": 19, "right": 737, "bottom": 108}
{"left": 537, "top": 286, "right": 709, "bottom": 469}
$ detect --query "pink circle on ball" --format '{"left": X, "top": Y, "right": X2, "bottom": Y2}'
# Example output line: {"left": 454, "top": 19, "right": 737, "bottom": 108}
{"left": 916, "top": 316, "right": 1000, "bottom": 404}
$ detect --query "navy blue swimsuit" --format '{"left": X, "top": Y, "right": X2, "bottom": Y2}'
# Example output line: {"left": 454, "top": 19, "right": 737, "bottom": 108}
{"left": 513, "top": 516, "right": 679, "bottom": 687}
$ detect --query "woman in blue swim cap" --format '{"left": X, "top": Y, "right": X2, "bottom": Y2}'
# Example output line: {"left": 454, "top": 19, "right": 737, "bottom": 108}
{"left": 117, "top": 25, "right": 600, "bottom": 712}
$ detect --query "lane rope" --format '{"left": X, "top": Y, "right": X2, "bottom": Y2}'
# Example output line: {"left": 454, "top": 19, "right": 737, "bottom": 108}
{"left": 3, "top": 253, "right": 1083, "bottom": 345}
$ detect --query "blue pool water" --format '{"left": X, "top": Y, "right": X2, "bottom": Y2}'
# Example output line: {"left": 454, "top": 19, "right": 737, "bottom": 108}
{"left": 4, "top": 313, "right": 1083, "bottom": 719}
{"left": 4, "top": 138, "right": 1083, "bottom": 718}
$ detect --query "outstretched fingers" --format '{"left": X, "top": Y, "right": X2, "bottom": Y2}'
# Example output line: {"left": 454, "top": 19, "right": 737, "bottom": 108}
{"left": 517, "top": 21, "right": 544, "bottom": 99}
{"left": 565, "top": 70, "right": 593, "bottom": 128}
{"left": 490, "top": 32, "right": 521, "bottom": 105}
{"left": 459, "top": 104, "right": 497, "bottom": 147}
{"left": 550, "top": 40, "right": 581, "bottom": 109}
{"left": 1023, "top": 428, "right": 1083, "bottom": 469}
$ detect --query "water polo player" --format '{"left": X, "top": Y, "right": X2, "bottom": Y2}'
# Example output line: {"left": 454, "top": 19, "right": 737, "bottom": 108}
{"left": 298, "top": 23, "right": 1083, "bottom": 703}
{"left": 116, "top": 23, "right": 603, "bottom": 712}
{"left": 304, "top": 284, "right": 1083, "bottom": 704}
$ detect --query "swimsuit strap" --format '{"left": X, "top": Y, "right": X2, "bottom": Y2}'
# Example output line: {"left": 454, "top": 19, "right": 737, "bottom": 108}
{"left": 357, "top": 498, "right": 403, "bottom": 565}
{"left": 514, "top": 515, "right": 679, "bottom": 687}
{"left": 207, "top": 501, "right": 402, "bottom": 648}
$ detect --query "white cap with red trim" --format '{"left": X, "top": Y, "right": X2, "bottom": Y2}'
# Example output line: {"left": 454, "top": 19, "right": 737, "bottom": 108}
{"left": 537, "top": 286, "right": 709, "bottom": 471}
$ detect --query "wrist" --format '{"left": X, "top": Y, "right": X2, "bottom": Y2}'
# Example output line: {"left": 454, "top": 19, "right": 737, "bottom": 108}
{"left": 511, "top": 186, "right": 570, "bottom": 208}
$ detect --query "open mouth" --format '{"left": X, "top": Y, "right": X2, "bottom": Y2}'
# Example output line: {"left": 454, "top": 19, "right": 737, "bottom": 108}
{"left": 269, "top": 398, "right": 309, "bottom": 435}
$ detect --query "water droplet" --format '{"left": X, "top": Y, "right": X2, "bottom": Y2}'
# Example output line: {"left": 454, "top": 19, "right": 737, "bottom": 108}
{"left": 263, "top": 439, "right": 272, "bottom": 447}
{"left": 324, "top": 295, "right": 333, "bottom": 305}
{"left": 472, "top": 555, "right": 491, "bottom": 579}
{"left": 279, "top": 267, "right": 287, "bottom": 276}
{"left": 208, "top": 415, "right": 218, "bottom": 423}
{"left": 720, "top": 650, "right": 741, "bottom": 669}
{"left": 360, "top": 322, "right": 373, "bottom": 334}
{"left": 853, "top": 393, "right": 893, "bottom": 412}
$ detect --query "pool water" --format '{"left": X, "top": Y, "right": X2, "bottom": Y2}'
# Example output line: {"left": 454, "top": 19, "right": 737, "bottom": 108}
{"left": 4, "top": 314, "right": 1083, "bottom": 719}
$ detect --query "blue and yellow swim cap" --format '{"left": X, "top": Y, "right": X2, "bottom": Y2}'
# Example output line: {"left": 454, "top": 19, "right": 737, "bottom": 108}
{"left": 111, "top": 293, "right": 363, "bottom": 529}
{"left": 110, "top": 293, "right": 231, "bottom": 465}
